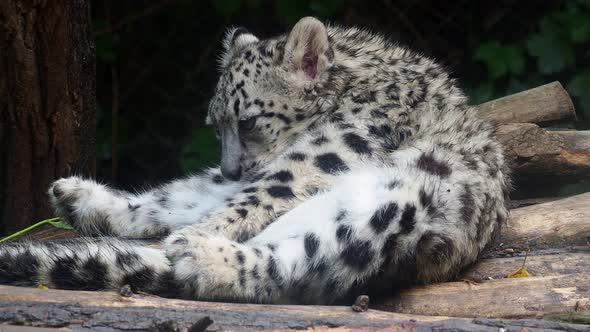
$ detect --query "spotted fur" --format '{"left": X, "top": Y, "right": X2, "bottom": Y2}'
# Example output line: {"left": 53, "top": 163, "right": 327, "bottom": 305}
{"left": 0, "top": 17, "right": 510, "bottom": 304}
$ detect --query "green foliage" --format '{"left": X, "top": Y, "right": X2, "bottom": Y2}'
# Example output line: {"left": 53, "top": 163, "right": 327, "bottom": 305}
{"left": 474, "top": 42, "right": 525, "bottom": 79}
{"left": 472, "top": 1, "right": 590, "bottom": 122}
{"left": 526, "top": 19, "right": 575, "bottom": 74}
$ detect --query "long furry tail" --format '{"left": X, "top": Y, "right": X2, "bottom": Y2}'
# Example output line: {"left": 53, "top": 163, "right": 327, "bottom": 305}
{"left": 0, "top": 238, "right": 179, "bottom": 297}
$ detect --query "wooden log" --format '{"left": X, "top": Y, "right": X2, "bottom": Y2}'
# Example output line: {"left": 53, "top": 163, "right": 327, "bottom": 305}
{"left": 500, "top": 192, "right": 590, "bottom": 250}
{"left": 377, "top": 273, "right": 590, "bottom": 319}
{"left": 462, "top": 247, "right": 590, "bottom": 282}
{"left": 0, "top": 285, "right": 587, "bottom": 332}
{"left": 496, "top": 123, "right": 590, "bottom": 177}
{"left": 477, "top": 81, "right": 576, "bottom": 124}
{"left": 552, "top": 129, "right": 590, "bottom": 151}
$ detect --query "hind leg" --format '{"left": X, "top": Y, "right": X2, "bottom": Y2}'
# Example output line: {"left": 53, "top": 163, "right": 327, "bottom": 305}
{"left": 49, "top": 169, "right": 242, "bottom": 238}
{"left": 165, "top": 166, "right": 403, "bottom": 303}
{"left": 165, "top": 165, "right": 447, "bottom": 303}
{"left": 166, "top": 155, "right": 505, "bottom": 304}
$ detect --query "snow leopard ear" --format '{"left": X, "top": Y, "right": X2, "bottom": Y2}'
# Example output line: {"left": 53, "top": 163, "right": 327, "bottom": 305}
{"left": 219, "top": 27, "right": 259, "bottom": 68}
{"left": 223, "top": 27, "right": 259, "bottom": 51}
{"left": 283, "top": 17, "right": 332, "bottom": 81}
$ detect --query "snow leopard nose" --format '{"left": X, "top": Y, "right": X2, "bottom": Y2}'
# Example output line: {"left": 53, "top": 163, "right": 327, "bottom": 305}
{"left": 221, "top": 165, "right": 242, "bottom": 181}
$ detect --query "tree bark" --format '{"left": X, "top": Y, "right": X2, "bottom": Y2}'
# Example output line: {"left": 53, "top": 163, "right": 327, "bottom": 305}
{"left": 0, "top": 1, "right": 96, "bottom": 234}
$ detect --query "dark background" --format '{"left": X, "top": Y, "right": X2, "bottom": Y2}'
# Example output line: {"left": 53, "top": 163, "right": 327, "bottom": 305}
{"left": 92, "top": 0, "right": 590, "bottom": 195}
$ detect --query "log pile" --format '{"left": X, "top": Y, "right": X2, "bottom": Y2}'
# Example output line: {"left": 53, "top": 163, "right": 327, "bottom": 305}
{"left": 0, "top": 82, "right": 589, "bottom": 331}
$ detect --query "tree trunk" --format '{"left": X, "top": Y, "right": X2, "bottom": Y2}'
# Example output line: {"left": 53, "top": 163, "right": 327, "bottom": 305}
{"left": 0, "top": 0, "right": 96, "bottom": 234}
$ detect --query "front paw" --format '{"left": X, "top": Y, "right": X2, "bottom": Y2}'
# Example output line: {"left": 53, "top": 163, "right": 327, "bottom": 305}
{"left": 49, "top": 177, "right": 82, "bottom": 220}
{"left": 48, "top": 177, "right": 104, "bottom": 227}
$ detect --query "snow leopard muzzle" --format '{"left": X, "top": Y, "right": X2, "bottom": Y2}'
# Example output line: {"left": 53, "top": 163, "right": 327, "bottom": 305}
{"left": 220, "top": 125, "right": 242, "bottom": 181}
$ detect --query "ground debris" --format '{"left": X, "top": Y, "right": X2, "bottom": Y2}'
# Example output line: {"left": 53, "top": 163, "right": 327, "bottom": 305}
{"left": 352, "top": 295, "right": 370, "bottom": 312}
{"left": 119, "top": 284, "right": 133, "bottom": 297}
{"left": 187, "top": 316, "right": 214, "bottom": 332}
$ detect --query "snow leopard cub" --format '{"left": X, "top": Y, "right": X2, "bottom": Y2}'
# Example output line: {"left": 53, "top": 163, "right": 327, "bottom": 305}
{"left": 0, "top": 17, "right": 509, "bottom": 304}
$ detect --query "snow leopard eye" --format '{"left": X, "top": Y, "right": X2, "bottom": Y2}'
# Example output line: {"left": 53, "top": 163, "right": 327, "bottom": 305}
{"left": 238, "top": 117, "right": 256, "bottom": 132}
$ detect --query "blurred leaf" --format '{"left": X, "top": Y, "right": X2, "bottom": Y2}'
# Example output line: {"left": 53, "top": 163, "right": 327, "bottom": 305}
{"left": 474, "top": 42, "right": 525, "bottom": 78}
{"left": 506, "top": 251, "right": 531, "bottom": 278}
{"left": 505, "top": 47, "right": 525, "bottom": 76}
{"left": 506, "top": 266, "right": 531, "bottom": 278}
{"left": 180, "top": 127, "right": 221, "bottom": 172}
{"left": 211, "top": 0, "right": 242, "bottom": 19}
{"left": 563, "top": 10, "right": 590, "bottom": 43}
{"left": 48, "top": 220, "right": 74, "bottom": 230}
{"left": 526, "top": 19, "right": 575, "bottom": 74}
